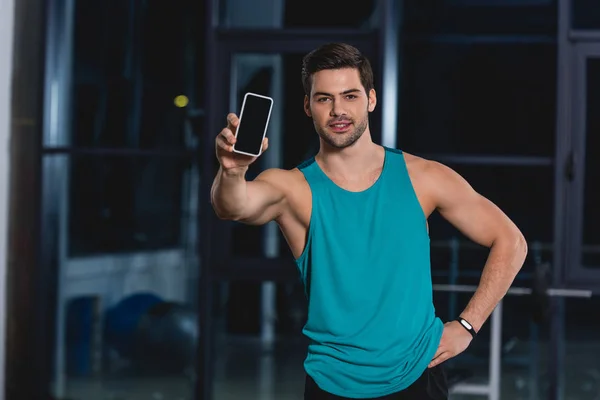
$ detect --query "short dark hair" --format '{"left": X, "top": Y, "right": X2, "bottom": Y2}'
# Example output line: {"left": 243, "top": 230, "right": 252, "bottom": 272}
{"left": 301, "top": 43, "right": 374, "bottom": 96}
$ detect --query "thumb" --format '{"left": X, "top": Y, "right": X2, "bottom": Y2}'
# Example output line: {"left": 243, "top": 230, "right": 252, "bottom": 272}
{"left": 227, "top": 113, "right": 239, "bottom": 130}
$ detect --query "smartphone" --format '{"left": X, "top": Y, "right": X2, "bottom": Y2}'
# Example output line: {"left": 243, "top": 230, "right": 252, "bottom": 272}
{"left": 232, "top": 92, "right": 274, "bottom": 157}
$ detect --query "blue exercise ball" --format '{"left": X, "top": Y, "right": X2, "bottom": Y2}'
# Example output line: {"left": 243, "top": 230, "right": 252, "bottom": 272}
{"left": 104, "top": 292, "right": 164, "bottom": 358}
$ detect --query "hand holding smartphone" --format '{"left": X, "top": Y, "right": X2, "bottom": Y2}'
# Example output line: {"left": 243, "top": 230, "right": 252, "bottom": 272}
{"left": 216, "top": 92, "right": 274, "bottom": 170}
{"left": 232, "top": 92, "right": 274, "bottom": 157}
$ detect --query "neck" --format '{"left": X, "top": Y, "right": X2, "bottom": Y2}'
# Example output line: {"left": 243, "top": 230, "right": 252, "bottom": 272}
{"left": 316, "top": 130, "right": 382, "bottom": 178}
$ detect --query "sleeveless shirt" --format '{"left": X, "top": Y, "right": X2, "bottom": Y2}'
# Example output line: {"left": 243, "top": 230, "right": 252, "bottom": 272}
{"left": 295, "top": 147, "right": 444, "bottom": 398}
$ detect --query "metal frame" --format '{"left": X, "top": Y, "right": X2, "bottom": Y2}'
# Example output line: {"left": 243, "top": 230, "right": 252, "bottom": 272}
{"left": 197, "top": 1, "right": 219, "bottom": 399}
{"left": 550, "top": 1, "right": 572, "bottom": 398}
{"left": 217, "top": 29, "right": 378, "bottom": 52}
{"left": 6, "top": 0, "right": 52, "bottom": 399}
{"left": 404, "top": 35, "right": 555, "bottom": 45}
{"left": 0, "top": 1, "right": 13, "bottom": 397}
{"left": 417, "top": 154, "right": 554, "bottom": 167}
{"left": 380, "top": 0, "right": 401, "bottom": 148}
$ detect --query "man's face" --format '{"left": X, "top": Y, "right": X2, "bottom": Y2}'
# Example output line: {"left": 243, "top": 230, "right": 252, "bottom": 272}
{"left": 304, "top": 68, "right": 376, "bottom": 149}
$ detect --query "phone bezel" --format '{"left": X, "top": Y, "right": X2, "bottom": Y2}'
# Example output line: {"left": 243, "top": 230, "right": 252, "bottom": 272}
{"left": 232, "top": 92, "right": 274, "bottom": 157}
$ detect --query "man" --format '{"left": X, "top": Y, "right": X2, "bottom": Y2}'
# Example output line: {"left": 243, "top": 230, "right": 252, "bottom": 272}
{"left": 211, "top": 43, "right": 527, "bottom": 399}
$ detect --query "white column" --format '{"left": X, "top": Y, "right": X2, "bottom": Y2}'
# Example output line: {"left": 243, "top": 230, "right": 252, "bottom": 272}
{"left": 0, "top": 0, "right": 15, "bottom": 398}
{"left": 380, "top": 0, "right": 402, "bottom": 148}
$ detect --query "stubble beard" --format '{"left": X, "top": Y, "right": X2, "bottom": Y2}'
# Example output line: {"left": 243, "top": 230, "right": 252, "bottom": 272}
{"left": 314, "top": 113, "right": 369, "bottom": 149}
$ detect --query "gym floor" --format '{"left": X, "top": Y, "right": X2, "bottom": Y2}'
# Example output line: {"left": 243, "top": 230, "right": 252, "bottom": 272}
{"left": 64, "top": 330, "right": 600, "bottom": 400}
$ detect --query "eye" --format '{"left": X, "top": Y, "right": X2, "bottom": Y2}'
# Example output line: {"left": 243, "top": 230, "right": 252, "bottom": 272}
{"left": 345, "top": 95, "right": 357, "bottom": 100}
{"left": 317, "top": 97, "right": 330, "bottom": 103}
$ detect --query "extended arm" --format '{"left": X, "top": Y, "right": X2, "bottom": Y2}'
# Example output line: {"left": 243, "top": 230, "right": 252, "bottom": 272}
{"left": 211, "top": 167, "right": 287, "bottom": 225}
{"left": 211, "top": 113, "right": 288, "bottom": 226}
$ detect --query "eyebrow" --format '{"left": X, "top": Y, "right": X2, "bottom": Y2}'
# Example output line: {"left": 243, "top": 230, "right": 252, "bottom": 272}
{"left": 312, "top": 89, "right": 362, "bottom": 98}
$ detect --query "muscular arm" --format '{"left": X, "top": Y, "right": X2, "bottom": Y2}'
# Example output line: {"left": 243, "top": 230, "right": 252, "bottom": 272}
{"left": 211, "top": 167, "right": 287, "bottom": 225}
{"left": 429, "top": 162, "right": 528, "bottom": 332}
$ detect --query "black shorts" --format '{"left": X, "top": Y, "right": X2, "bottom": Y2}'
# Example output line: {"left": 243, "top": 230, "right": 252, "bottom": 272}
{"left": 304, "top": 365, "right": 448, "bottom": 400}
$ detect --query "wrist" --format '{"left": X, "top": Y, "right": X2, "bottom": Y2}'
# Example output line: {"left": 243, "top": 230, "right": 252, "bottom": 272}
{"left": 221, "top": 165, "right": 248, "bottom": 178}
{"left": 458, "top": 311, "right": 483, "bottom": 332}
{"left": 455, "top": 317, "right": 477, "bottom": 339}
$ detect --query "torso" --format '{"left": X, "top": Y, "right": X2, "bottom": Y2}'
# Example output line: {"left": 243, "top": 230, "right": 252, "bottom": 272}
{"left": 271, "top": 149, "right": 436, "bottom": 259}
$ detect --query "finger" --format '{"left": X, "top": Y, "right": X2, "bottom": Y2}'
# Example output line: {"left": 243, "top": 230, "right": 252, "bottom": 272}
{"left": 216, "top": 135, "right": 234, "bottom": 152}
{"left": 431, "top": 346, "right": 445, "bottom": 362}
{"left": 219, "top": 128, "right": 236, "bottom": 144}
{"left": 262, "top": 137, "right": 269, "bottom": 152}
{"left": 227, "top": 113, "right": 239, "bottom": 129}
{"left": 428, "top": 351, "right": 450, "bottom": 368}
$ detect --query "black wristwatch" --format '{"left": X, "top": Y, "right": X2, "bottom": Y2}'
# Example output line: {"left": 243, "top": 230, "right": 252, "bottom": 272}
{"left": 456, "top": 317, "right": 477, "bottom": 339}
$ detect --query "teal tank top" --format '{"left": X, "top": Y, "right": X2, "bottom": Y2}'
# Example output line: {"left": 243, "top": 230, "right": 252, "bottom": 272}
{"left": 295, "top": 147, "right": 444, "bottom": 398}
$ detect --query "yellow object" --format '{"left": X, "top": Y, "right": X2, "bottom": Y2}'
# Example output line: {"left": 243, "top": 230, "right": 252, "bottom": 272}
{"left": 174, "top": 95, "right": 189, "bottom": 108}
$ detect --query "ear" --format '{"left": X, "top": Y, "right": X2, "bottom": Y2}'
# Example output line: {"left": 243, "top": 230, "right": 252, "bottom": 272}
{"left": 304, "top": 95, "right": 312, "bottom": 117}
{"left": 367, "top": 89, "right": 377, "bottom": 112}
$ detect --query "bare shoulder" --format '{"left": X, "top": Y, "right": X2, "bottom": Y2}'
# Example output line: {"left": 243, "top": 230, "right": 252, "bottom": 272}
{"left": 254, "top": 167, "right": 308, "bottom": 195}
{"left": 255, "top": 167, "right": 304, "bottom": 184}
{"left": 403, "top": 151, "right": 451, "bottom": 186}
{"left": 254, "top": 167, "right": 311, "bottom": 229}
{"left": 402, "top": 151, "right": 432, "bottom": 176}
{"left": 402, "top": 151, "right": 476, "bottom": 212}
{"left": 403, "top": 152, "right": 464, "bottom": 186}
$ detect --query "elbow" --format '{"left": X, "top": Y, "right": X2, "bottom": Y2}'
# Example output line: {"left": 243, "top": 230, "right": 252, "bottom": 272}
{"left": 493, "top": 228, "right": 528, "bottom": 270}
{"left": 512, "top": 230, "right": 528, "bottom": 270}
{"left": 210, "top": 195, "right": 234, "bottom": 221}
{"left": 213, "top": 207, "right": 232, "bottom": 221}
{"left": 211, "top": 202, "right": 237, "bottom": 221}
{"left": 211, "top": 198, "right": 244, "bottom": 222}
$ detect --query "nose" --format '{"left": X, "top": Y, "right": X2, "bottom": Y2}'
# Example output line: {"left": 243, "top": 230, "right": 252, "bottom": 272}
{"left": 330, "top": 99, "right": 347, "bottom": 118}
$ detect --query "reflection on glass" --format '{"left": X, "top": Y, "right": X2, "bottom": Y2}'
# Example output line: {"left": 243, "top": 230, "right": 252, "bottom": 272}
{"left": 398, "top": 43, "right": 557, "bottom": 156}
{"left": 582, "top": 59, "right": 600, "bottom": 268}
{"left": 48, "top": 154, "right": 199, "bottom": 400}
{"left": 572, "top": 0, "right": 600, "bottom": 30}
{"left": 426, "top": 164, "right": 553, "bottom": 323}
{"left": 67, "top": 0, "right": 198, "bottom": 149}
{"left": 69, "top": 156, "right": 197, "bottom": 256}
{"left": 563, "top": 296, "right": 600, "bottom": 398}
{"left": 220, "top": 0, "right": 378, "bottom": 29}
{"left": 434, "top": 293, "right": 551, "bottom": 399}
{"left": 404, "top": 0, "right": 556, "bottom": 35}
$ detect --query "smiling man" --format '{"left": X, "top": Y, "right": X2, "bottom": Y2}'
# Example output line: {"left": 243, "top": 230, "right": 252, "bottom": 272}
{"left": 211, "top": 43, "right": 528, "bottom": 400}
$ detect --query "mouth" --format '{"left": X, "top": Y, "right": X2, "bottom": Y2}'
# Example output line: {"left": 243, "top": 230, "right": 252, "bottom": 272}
{"left": 329, "top": 122, "right": 352, "bottom": 133}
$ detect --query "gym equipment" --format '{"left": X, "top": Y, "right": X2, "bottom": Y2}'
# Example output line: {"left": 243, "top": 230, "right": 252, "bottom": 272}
{"left": 531, "top": 263, "right": 551, "bottom": 324}
{"left": 104, "top": 292, "right": 164, "bottom": 359}
{"left": 433, "top": 283, "right": 592, "bottom": 400}
{"left": 132, "top": 301, "right": 199, "bottom": 372}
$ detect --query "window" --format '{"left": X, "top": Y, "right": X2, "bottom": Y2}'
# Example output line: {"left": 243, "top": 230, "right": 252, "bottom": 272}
{"left": 219, "top": 0, "right": 378, "bottom": 30}
{"left": 398, "top": 42, "right": 557, "bottom": 157}
{"left": 581, "top": 59, "right": 600, "bottom": 268}
{"left": 403, "top": 0, "right": 556, "bottom": 35}
{"left": 68, "top": 154, "right": 197, "bottom": 256}
{"left": 572, "top": 0, "right": 600, "bottom": 30}
{"left": 68, "top": 0, "right": 199, "bottom": 149}
{"left": 427, "top": 163, "right": 554, "bottom": 275}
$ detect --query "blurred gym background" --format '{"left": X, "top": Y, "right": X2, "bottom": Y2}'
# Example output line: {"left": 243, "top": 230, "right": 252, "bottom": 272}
{"left": 0, "top": 0, "right": 599, "bottom": 399}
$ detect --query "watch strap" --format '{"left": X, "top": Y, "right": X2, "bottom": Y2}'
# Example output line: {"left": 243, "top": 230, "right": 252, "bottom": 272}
{"left": 456, "top": 317, "right": 477, "bottom": 339}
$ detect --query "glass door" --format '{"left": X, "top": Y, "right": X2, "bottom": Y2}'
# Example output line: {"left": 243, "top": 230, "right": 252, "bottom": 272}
{"left": 565, "top": 43, "right": 600, "bottom": 288}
